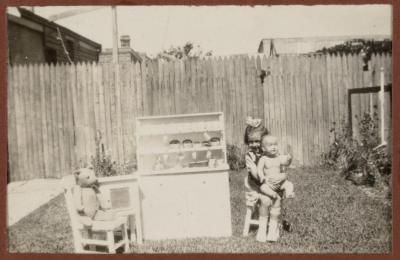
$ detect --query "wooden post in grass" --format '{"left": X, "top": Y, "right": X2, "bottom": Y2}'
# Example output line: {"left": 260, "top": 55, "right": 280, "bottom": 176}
{"left": 379, "top": 67, "right": 385, "bottom": 145}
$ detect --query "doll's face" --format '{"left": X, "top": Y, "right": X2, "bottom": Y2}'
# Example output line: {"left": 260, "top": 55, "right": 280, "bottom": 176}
{"left": 261, "top": 136, "right": 279, "bottom": 156}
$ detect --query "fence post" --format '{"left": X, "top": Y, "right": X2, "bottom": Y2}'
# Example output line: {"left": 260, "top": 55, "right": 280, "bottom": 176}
{"left": 379, "top": 67, "right": 385, "bottom": 145}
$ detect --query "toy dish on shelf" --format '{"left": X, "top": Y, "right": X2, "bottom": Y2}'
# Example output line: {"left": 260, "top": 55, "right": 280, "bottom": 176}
{"left": 216, "top": 159, "right": 225, "bottom": 167}
{"left": 182, "top": 139, "right": 193, "bottom": 148}
{"left": 154, "top": 157, "right": 165, "bottom": 170}
{"left": 188, "top": 160, "right": 209, "bottom": 168}
{"left": 208, "top": 159, "right": 216, "bottom": 168}
{"left": 169, "top": 140, "right": 181, "bottom": 149}
{"left": 202, "top": 141, "right": 211, "bottom": 147}
{"left": 210, "top": 137, "right": 221, "bottom": 146}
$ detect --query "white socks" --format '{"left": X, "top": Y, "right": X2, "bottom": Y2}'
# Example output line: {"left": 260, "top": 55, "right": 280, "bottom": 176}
{"left": 256, "top": 216, "right": 268, "bottom": 242}
{"left": 266, "top": 207, "right": 281, "bottom": 242}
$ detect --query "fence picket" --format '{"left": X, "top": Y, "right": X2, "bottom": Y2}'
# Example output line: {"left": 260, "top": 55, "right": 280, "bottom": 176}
{"left": 59, "top": 64, "right": 68, "bottom": 176}
{"left": 34, "top": 64, "right": 45, "bottom": 178}
{"left": 43, "top": 64, "right": 53, "bottom": 177}
{"left": 298, "top": 55, "right": 308, "bottom": 165}
{"left": 7, "top": 66, "right": 18, "bottom": 181}
{"left": 66, "top": 64, "right": 75, "bottom": 172}
{"left": 70, "top": 64, "right": 80, "bottom": 167}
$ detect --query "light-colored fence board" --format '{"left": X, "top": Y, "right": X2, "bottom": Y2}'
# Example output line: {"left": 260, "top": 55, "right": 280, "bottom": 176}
{"left": 7, "top": 53, "right": 392, "bottom": 181}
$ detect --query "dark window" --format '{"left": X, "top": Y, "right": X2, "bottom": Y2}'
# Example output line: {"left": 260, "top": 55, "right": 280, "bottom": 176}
{"left": 66, "top": 40, "right": 75, "bottom": 61}
{"left": 45, "top": 48, "right": 57, "bottom": 64}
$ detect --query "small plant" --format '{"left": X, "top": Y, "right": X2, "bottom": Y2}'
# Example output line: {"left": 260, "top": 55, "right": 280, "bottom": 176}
{"left": 321, "top": 110, "right": 391, "bottom": 188}
{"left": 91, "top": 131, "right": 117, "bottom": 177}
{"left": 227, "top": 144, "right": 246, "bottom": 171}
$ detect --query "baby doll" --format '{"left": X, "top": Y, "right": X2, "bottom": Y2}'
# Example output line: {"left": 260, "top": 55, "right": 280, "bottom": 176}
{"left": 73, "top": 167, "right": 115, "bottom": 226}
{"left": 257, "top": 135, "right": 295, "bottom": 200}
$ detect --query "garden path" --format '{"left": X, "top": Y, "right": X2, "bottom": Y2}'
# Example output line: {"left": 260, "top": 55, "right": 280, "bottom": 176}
{"left": 7, "top": 179, "right": 63, "bottom": 226}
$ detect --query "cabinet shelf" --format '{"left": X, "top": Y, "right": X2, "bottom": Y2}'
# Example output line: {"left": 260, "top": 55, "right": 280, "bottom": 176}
{"left": 138, "top": 165, "right": 230, "bottom": 176}
{"left": 137, "top": 123, "right": 223, "bottom": 137}
{"left": 137, "top": 145, "right": 225, "bottom": 155}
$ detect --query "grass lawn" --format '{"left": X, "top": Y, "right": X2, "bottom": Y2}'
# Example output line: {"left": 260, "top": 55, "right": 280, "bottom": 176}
{"left": 8, "top": 167, "right": 391, "bottom": 253}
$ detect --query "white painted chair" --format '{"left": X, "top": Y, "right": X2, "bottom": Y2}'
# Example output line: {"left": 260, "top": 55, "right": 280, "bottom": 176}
{"left": 62, "top": 175, "right": 130, "bottom": 253}
{"left": 243, "top": 176, "right": 260, "bottom": 236}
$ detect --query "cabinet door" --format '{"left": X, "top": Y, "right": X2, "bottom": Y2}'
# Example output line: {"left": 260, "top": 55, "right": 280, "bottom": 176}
{"left": 183, "top": 172, "right": 232, "bottom": 237}
{"left": 140, "top": 176, "right": 187, "bottom": 239}
{"left": 98, "top": 180, "right": 140, "bottom": 212}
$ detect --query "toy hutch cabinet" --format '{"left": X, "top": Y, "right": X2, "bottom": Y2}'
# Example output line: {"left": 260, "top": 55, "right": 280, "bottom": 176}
{"left": 136, "top": 112, "right": 232, "bottom": 240}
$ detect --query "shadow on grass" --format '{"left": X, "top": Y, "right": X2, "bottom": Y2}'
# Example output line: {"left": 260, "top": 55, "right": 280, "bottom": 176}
{"left": 8, "top": 167, "right": 391, "bottom": 253}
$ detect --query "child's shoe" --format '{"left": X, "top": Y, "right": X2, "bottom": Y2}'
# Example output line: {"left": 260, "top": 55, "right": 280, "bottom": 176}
{"left": 282, "top": 220, "right": 293, "bottom": 232}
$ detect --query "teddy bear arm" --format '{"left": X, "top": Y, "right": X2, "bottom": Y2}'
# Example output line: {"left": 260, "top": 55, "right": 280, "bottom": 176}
{"left": 96, "top": 192, "right": 111, "bottom": 210}
{"left": 73, "top": 186, "right": 84, "bottom": 212}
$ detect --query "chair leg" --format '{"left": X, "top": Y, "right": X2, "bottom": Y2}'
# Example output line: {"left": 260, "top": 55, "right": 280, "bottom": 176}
{"left": 107, "top": 230, "right": 116, "bottom": 254}
{"left": 122, "top": 224, "right": 130, "bottom": 253}
{"left": 243, "top": 207, "right": 253, "bottom": 236}
{"left": 135, "top": 214, "right": 143, "bottom": 245}
{"left": 73, "top": 229, "right": 84, "bottom": 253}
{"left": 127, "top": 215, "right": 135, "bottom": 243}
{"left": 88, "top": 229, "right": 96, "bottom": 252}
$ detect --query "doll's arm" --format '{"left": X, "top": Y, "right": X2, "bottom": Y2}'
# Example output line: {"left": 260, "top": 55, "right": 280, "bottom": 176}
{"left": 73, "top": 185, "right": 84, "bottom": 212}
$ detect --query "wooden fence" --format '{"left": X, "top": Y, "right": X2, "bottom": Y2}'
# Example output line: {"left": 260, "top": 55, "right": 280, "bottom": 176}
{"left": 7, "top": 53, "right": 392, "bottom": 181}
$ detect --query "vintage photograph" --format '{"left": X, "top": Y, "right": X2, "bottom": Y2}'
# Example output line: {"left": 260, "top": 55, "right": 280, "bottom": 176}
{"left": 6, "top": 5, "right": 392, "bottom": 253}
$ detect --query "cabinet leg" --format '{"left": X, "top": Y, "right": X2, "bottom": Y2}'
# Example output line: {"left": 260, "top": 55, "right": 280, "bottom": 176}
{"left": 123, "top": 224, "right": 130, "bottom": 253}
{"left": 135, "top": 214, "right": 143, "bottom": 244}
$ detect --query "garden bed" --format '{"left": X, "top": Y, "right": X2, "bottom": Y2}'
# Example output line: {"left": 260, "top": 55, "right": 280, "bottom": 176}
{"left": 8, "top": 167, "right": 391, "bottom": 253}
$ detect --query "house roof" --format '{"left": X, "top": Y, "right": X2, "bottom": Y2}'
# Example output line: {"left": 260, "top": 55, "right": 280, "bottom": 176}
{"left": 12, "top": 7, "right": 101, "bottom": 49}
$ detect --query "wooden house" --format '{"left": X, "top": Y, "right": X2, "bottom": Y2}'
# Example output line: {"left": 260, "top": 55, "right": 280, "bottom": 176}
{"left": 7, "top": 7, "right": 102, "bottom": 65}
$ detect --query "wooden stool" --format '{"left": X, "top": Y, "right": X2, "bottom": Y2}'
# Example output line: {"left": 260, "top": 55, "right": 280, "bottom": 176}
{"left": 243, "top": 176, "right": 260, "bottom": 236}
{"left": 243, "top": 205, "right": 260, "bottom": 236}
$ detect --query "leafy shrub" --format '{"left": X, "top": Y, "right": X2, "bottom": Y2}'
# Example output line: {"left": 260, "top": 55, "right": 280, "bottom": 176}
{"left": 321, "top": 111, "right": 391, "bottom": 188}
{"left": 90, "top": 132, "right": 118, "bottom": 177}
{"left": 227, "top": 144, "right": 246, "bottom": 171}
{"left": 89, "top": 132, "right": 137, "bottom": 177}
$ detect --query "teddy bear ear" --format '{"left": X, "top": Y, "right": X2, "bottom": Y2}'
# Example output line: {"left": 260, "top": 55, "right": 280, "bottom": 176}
{"left": 73, "top": 169, "right": 80, "bottom": 176}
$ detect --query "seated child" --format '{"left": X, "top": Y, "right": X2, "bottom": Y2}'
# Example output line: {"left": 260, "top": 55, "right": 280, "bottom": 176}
{"left": 244, "top": 118, "right": 270, "bottom": 196}
{"left": 257, "top": 135, "right": 295, "bottom": 200}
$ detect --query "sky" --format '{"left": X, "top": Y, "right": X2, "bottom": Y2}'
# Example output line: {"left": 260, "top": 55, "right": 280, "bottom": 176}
{"left": 13, "top": 5, "right": 392, "bottom": 56}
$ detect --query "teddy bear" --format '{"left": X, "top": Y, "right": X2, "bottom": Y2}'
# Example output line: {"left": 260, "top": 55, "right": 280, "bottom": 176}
{"left": 73, "top": 167, "right": 115, "bottom": 226}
